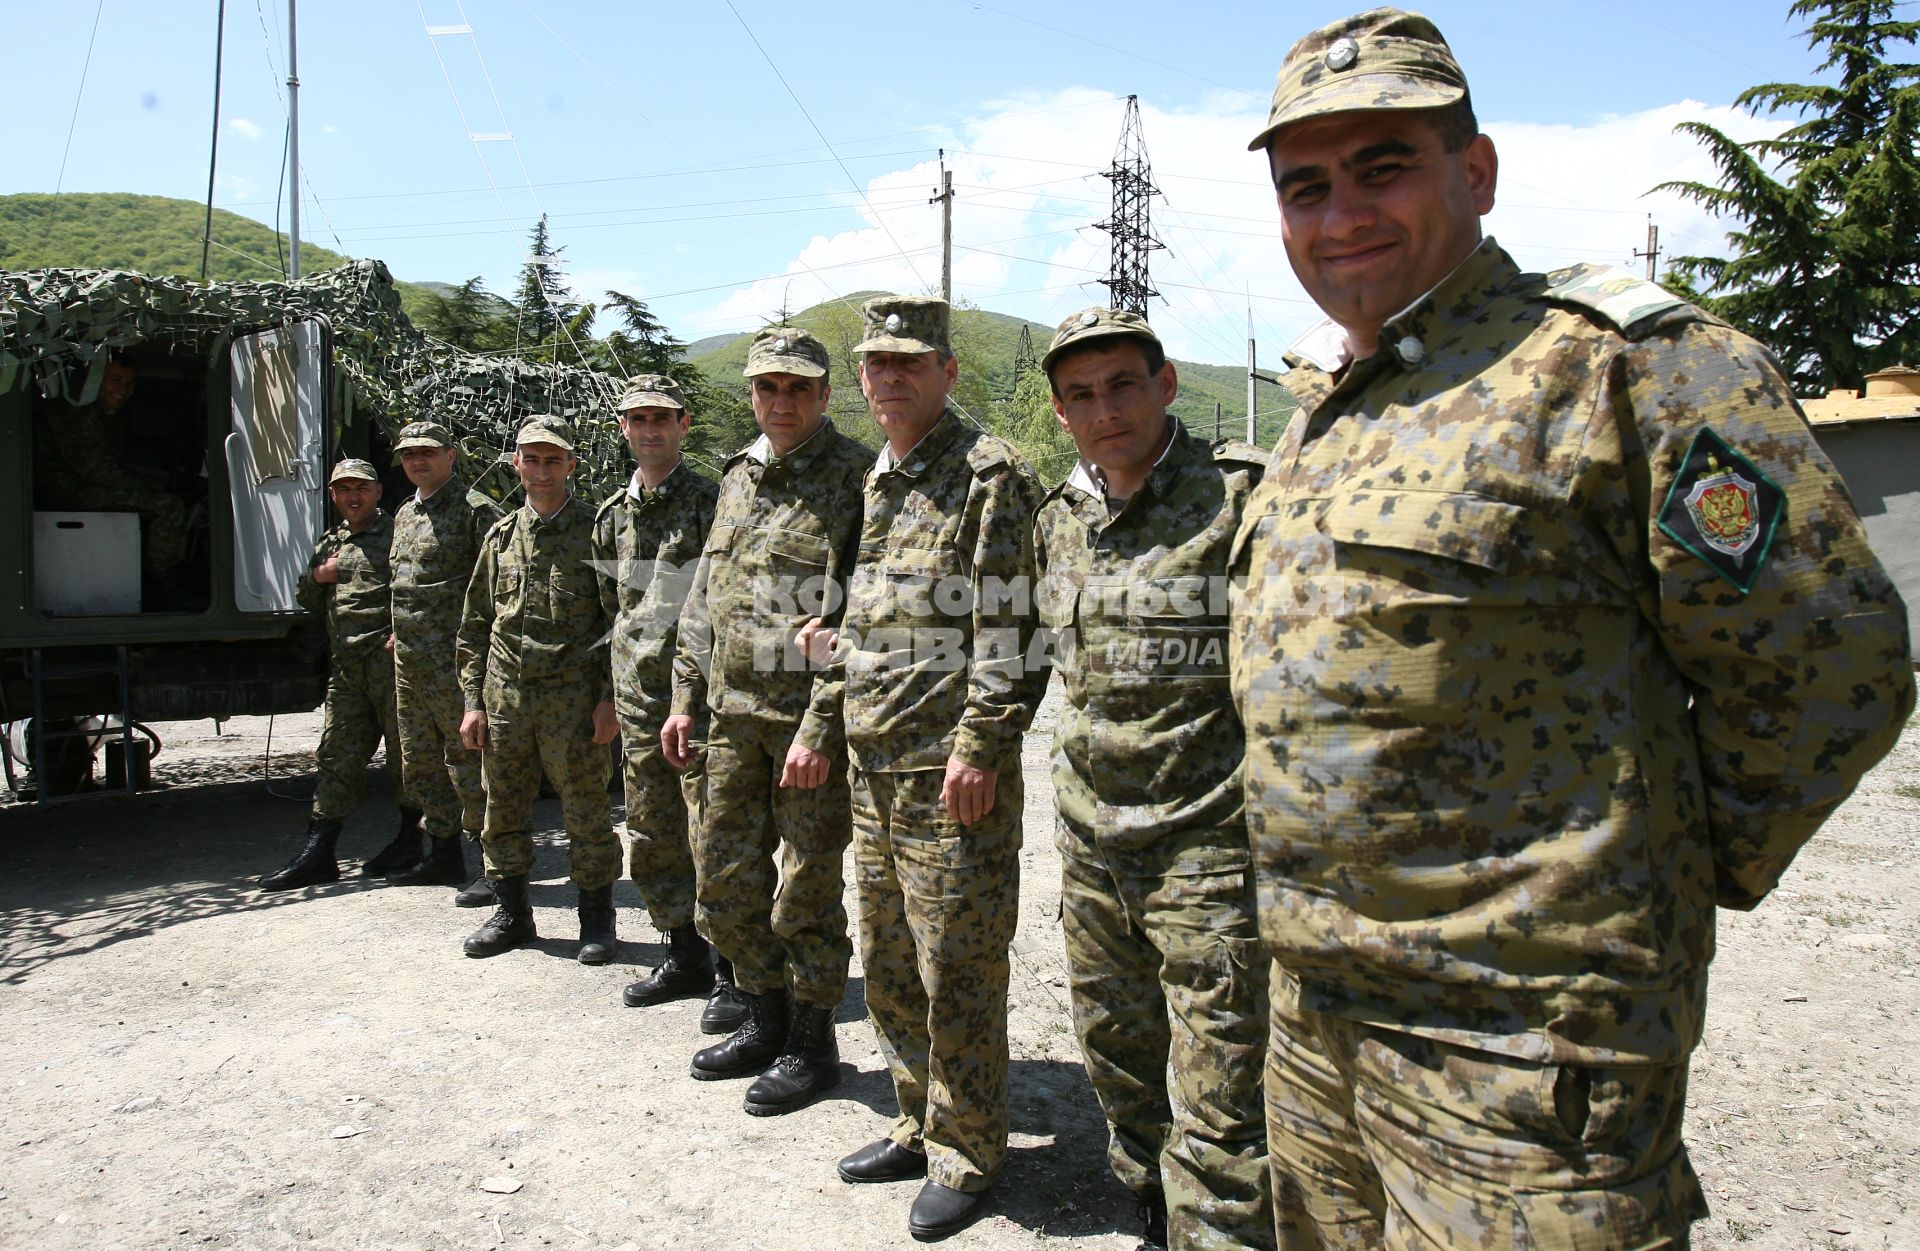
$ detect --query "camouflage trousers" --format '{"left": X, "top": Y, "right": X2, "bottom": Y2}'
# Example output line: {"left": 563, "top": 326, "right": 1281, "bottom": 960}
{"left": 395, "top": 650, "right": 486, "bottom": 843}
{"left": 1267, "top": 968, "right": 1708, "bottom": 1250}
{"left": 619, "top": 709, "right": 698, "bottom": 932}
{"left": 853, "top": 766, "right": 1021, "bottom": 1194}
{"left": 696, "top": 714, "right": 852, "bottom": 1007}
{"left": 312, "top": 647, "right": 401, "bottom": 822}
{"left": 1060, "top": 823, "right": 1273, "bottom": 1251}
{"left": 478, "top": 675, "right": 616, "bottom": 888}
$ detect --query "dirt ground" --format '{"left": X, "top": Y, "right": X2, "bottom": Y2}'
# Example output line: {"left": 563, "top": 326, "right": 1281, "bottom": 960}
{"left": 1, "top": 690, "right": 1915, "bottom": 1251}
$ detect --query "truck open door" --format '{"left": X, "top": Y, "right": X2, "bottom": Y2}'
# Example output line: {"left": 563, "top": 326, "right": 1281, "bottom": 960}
{"left": 227, "top": 319, "right": 330, "bottom": 613}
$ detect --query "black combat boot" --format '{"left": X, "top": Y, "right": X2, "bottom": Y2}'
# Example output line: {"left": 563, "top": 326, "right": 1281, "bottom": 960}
{"left": 743, "top": 1001, "right": 841, "bottom": 1115}
{"left": 361, "top": 806, "right": 425, "bottom": 876}
{"left": 259, "top": 818, "right": 343, "bottom": 891}
{"left": 462, "top": 875, "right": 536, "bottom": 957}
{"left": 1136, "top": 1190, "right": 1168, "bottom": 1251}
{"left": 453, "top": 833, "right": 494, "bottom": 907}
{"left": 701, "top": 954, "right": 750, "bottom": 1034}
{"left": 386, "top": 834, "right": 466, "bottom": 886}
{"left": 689, "top": 988, "right": 789, "bottom": 1080}
{"left": 623, "top": 924, "right": 713, "bottom": 1006}
{"left": 577, "top": 884, "right": 617, "bottom": 965}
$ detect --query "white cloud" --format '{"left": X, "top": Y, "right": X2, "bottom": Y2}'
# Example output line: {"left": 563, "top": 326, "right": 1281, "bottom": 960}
{"left": 216, "top": 172, "right": 257, "bottom": 200}
{"left": 667, "top": 92, "right": 1783, "bottom": 366}
{"left": 230, "top": 117, "right": 264, "bottom": 142}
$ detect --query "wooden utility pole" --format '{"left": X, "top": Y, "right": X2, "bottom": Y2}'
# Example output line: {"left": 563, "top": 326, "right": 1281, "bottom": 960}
{"left": 1633, "top": 214, "right": 1660, "bottom": 282}
{"left": 930, "top": 150, "right": 953, "bottom": 304}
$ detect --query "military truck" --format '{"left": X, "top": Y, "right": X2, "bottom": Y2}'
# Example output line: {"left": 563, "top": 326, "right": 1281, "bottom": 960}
{"left": 0, "top": 262, "right": 628, "bottom": 799}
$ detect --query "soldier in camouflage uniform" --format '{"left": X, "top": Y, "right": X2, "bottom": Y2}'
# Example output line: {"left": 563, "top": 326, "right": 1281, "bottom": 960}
{"left": 592, "top": 375, "right": 743, "bottom": 1031}
{"left": 456, "top": 417, "right": 620, "bottom": 962}
{"left": 662, "top": 327, "right": 870, "bottom": 1115}
{"left": 1034, "top": 308, "right": 1272, "bottom": 1251}
{"left": 383, "top": 421, "right": 504, "bottom": 904}
{"left": 1236, "top": 11, "right": 1917, "bottom": 1247}
{"left": 809, "top": 296, "right": 1047, "bottom": 1242}
{"left": 259, "top": 458, "right": 417, "bottom": 890}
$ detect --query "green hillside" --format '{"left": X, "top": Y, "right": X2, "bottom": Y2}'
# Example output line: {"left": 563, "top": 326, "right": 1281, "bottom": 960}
{"left": 685, "top": 293, "right": 1292, "bottom": 461}
{"left": 0, "top": 192, "right": 440, "bottom": 324}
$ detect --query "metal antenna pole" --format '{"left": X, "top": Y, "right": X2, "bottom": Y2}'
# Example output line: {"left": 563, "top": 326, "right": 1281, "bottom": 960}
{"left": 286, "top": 0, "right": 301, "bottom": 279}
{"left": 1097, "top": 95, "right": 1163, "bottom": 317}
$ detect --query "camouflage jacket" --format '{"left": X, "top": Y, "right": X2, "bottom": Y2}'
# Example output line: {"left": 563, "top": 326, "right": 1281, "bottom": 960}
{"left": 669, "top": 421, "right": 871, "bottom": 744}
{"left": 297, "top": 511, "right": 394, "bottom": 661}
{"left": 804, "top": 412, "right": 1049, "bottom": 773}
{"left": 1230, "top": 238, "right": 1915, "bottom": 1065}
{"left": 456, "top": 494, "right": 612, "bottom": 710}
{"left": 390, "top": 478, "right": 503, "bottom": 661}
{"left": 1035, "top": 423, "right": 1262, "bottom": 854}
{"left": 593, "top": 466, "right": 718, "bottom": 728}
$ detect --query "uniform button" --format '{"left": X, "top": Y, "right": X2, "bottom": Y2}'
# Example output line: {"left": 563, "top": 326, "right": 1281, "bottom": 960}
{"left": 1395, "top": 335, "right": 1424, "bottom": 365}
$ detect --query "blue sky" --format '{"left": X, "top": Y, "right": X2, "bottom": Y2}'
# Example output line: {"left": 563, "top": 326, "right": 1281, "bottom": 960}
{"left": 11, "top": 1, "right": 1840, "bottom": 366}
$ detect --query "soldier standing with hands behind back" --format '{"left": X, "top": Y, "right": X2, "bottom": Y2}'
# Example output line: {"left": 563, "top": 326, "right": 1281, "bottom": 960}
{"left": 1035, "top": 307, "right": 1272, "bottom": 1251}
{"left": 1235, "top": 10, "right": 1914, "bottom": 1246}
{"left": 591, "top": 375, "right": 738, "bottom": 1025}
{"left": 457, "top": 417, "right": 620, "bottom": 963}
{"left": 384, "top": 420, "right": 503, "bottom": 903}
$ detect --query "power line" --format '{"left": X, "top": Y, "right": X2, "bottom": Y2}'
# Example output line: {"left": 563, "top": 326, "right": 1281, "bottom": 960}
{"left": 54, "top": 0, "right": 106, "bottom": 193}
{"left": 723, "top": 0, "right": 931, "bottom": 293}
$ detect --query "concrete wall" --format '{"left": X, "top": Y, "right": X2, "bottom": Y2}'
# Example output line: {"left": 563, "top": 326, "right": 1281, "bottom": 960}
{"left": 1814, "top": 422, "right": 1920, "bottom": 662}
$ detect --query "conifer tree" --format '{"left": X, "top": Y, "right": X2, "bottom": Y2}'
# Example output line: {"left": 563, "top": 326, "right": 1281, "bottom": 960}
{"left": 1658, "top": 0, "right": 1920, "bottom": 392}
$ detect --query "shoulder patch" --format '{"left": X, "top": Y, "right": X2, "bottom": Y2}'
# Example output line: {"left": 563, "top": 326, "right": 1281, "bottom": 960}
{"left": 1655, "top": 428, "right": 1785, "bottom": 594}
{"left": 1541, "top": 264, "right": 1709, "bottom": 338}
{"left": 466, "top": 488, "right": 502, "bottom": 514}
{"left": 594, "top": 490, "right": 627, "bottom": 521}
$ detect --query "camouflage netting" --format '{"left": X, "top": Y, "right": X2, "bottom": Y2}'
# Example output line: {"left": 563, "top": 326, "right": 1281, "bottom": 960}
{"left": 0, "top": 262, "right": 633, "bottom": 502}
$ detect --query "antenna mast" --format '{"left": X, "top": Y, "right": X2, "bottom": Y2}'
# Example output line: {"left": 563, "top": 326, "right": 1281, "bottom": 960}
{"left": 286, "top": 0, "right": 301, "bottom": 279}
{"left": 1097, "top": 95, "right": 1163, "bottom": 316}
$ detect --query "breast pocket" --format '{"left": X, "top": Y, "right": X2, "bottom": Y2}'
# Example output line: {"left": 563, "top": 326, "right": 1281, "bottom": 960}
{"left": 766, "top": 528, "right": 834, "bottom": 618}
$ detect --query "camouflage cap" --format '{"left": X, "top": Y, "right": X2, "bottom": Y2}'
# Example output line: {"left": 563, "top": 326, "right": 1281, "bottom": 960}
{"left": 1040, "top": 306, "right": 1161, "bottom": 372}
{"left": 743, "top": 326, "right": 830, "bottom": 378}
{"left": 618, "top": 373, "right": 686, "bottom": 412}
{"left": 854, "top": 295, "right": 950, "bottom": 355}
{"left": 392, "top": 420, "right": 455, "bottom": 452}
{"left": 328, "top": 457, "right": 379, "bottom": 483}
{"left": 1247, "top": 7, "right": 1467, "bottom": 151}
{"left": 515, "top": 414, "right": 576, "bottom": 451}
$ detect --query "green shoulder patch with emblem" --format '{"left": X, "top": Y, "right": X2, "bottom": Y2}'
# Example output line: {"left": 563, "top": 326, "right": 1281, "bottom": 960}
{"left": 1655, "top": 429, "right": 1785, "bottom": 593}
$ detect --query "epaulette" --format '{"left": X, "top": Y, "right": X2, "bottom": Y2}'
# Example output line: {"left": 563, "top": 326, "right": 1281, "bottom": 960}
{"left": 1209, "top": 438, "right": 1268, "bottom": 472}
{"left": 1538, "top": 264, "right": 1720, "bottom": 339}
{"left": 966, "top": 434, "right": 1017, "bottom": 476}
{"left": 466, "top": 488, "right": 503, "bottom": 515}
{"left": 483, "top": 510, "right": 520, "bottom": 546}
{"left": 594, "top": 490, "right": 628, "bottom": 522}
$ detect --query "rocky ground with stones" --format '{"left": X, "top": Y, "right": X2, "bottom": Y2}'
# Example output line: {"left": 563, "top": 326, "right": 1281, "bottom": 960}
{"left": 1, "top": 690, "right": 1914, "bottom": 1250}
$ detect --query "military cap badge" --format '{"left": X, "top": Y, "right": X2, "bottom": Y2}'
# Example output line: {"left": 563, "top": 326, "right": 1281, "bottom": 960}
{"left": 1325, "top": 36, "right": 1359, "bottom": 70}
{"left": 885, "top": 313, "right": 903, "bottom": 333}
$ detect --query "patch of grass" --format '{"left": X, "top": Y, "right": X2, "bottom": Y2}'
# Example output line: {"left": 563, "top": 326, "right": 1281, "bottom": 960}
{"left": 1725, "top": 1217, "right": 1759, "bottom": 1242}
{"left": 1894, "top": 784, "right": 1920, "bottom": 801}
